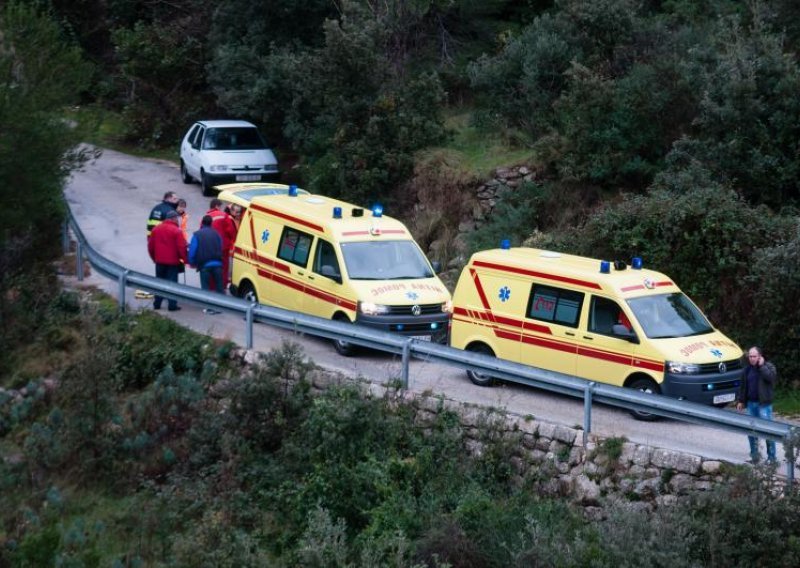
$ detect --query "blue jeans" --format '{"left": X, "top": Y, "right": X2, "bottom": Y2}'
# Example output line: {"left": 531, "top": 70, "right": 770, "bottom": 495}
{"left": 746, "top": 401, "right": 777, "bottom": 462}
{"left": 199, "top": 265, "right": 224, "bottom": 293}
{"left": 154, "top": 264, "right": 180, "bottom": 310}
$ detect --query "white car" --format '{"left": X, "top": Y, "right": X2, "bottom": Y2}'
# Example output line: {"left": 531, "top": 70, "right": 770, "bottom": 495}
{"left": 180, "top": 120, "right": 280, "bottom": 196}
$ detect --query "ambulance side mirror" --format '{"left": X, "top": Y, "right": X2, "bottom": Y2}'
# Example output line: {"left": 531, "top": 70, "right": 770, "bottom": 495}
{"left": 431, "top": 260, "right": 442, "bottom": 274}
{"left": 612, "top": 324, "right": 639, "bottom": 343}
{"left": 320, "top": 265, "right": 342, "bottom": 284}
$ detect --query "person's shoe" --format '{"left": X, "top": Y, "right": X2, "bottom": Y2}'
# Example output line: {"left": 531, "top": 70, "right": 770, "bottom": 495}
{"left": 168, "top": 306, "right": 182, "bottom": 312}
{"left": 747, "top": 455, "right": 762, "bottom": 465}
{"left": 203, "top": 308, "right": 220, "bottom": 315}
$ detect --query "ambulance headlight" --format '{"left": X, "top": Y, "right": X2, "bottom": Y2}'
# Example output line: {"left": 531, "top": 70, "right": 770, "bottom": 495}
{"left": 667, "top": 361, "right": 700, "bottom": 374}
{"left": 359, "top": 301, "right": 391, "bottom": 315}
{"left": 209, "top": 165, "right": 229, "bottom": 172}
{"left": 441, "top": 300, "right": 453, "bottom": 313}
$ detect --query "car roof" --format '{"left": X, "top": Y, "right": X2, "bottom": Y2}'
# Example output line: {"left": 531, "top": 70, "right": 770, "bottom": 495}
{"left": 195, "top": 120, "right": 257, "bottom": 129}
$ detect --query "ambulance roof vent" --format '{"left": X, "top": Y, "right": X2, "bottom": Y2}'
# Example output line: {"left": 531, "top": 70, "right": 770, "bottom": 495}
{"left": 540, "top": 251, "right": 561, "bottom": 258}
{"left": 305, "top": 197, "right": 325, "bottom": 204}
{"left": 352, "top": 208, "right": 363, "bottom": 217}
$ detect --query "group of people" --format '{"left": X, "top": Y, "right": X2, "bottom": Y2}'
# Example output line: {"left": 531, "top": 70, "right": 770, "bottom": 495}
{"left": 146, "top": 190, "right": 242, "bottom": 313}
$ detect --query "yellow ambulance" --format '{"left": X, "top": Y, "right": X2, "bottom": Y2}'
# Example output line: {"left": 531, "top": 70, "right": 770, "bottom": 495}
{"left": 229, "top": 185, "right": 452, "bottom": 355}
{"left": 450, "top": 242, "right": 743, "bottom": 414}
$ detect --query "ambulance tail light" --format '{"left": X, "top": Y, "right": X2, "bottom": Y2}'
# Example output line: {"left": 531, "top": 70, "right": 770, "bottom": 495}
{"left": 667, "top": 361, "right": 700, "bottom": 374}
{"left": 358, "top": 301, "right": 390, "bottom": 315}
{"left": 442, "top": 299, "right": 453, "bottom": 313}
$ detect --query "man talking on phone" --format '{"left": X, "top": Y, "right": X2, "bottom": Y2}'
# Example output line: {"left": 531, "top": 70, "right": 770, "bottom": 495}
{"left": 736, "top": 346, "right": 778, "bottom": 464}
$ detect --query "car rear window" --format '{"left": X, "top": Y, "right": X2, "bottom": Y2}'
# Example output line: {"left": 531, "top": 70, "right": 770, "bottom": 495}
{"left": 202, "top": 127, "right": 266, "bottom": 150}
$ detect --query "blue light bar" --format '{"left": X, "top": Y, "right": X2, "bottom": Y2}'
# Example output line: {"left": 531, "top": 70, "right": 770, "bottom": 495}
{"left": 500, "top": 239, "right": 511, "bottom": 250}
{"left": 372, "top": 204, "right": 383, "bottom": 217}
{"left": 632, "top": 256, "right": 643, "bottom": 269}
{"left": 333, "top": 206, "right": 342, "bottom": 219}
{"left": 289, "top": 184, "right": 298, "bottom": 196}
{"left": 600, "top": 260, "right": 611, "bottom": 274}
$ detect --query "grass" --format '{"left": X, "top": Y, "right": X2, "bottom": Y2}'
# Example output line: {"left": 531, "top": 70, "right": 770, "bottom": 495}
{"left": 440, "top": 111, "right": 535, "bottom": 176}
{"left": 773, "top": 387, "right": 800, "bottom": 418}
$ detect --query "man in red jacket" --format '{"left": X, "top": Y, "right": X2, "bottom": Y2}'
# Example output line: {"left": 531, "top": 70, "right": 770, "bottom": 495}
{"left": 148, "top": 209, "right": 188, "bottom": 311}
{"left": 203, "top": 198, "right": 237, "bottom": 291}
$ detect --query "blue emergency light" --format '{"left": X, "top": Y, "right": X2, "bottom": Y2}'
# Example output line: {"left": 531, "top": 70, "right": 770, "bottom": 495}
{"left": 500, "top": 239, "right": 511, "bottom": 250}
{"left": 289, "top": 184, "right": 298, "bottom": 197}
{"left": 600, "top": 260, "right": 611, "bottom": 274}
{"left": 372, "top": 204, "right": 384, "bottom": 217}
{"left": 333, "top": 206, "right": 342, "bottom": 219}
{"left": 632, "top": 256, "right": 643, "bottom": 269}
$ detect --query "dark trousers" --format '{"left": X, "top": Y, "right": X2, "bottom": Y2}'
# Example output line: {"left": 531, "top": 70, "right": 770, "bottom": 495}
{"left": 199, "top": 265, "right": 224, "bottom": 294}
{"left": 154, "top": 263, "right": 180, "bottom": 309}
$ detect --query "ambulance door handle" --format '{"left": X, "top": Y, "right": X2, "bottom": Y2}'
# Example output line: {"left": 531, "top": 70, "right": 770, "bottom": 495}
{"left": 582, "top": 336, "right": 593, "bottom": 340}
{"left": 307, "top": 275, "right": 315, "bottom": 281}
{"left": 565, "top": 331, "right": 575, "bottom": 337}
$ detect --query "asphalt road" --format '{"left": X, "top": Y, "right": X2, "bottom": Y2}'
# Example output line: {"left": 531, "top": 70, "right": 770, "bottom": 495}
{"left": 64, "top": 147, "right": 790, "bottom": 469}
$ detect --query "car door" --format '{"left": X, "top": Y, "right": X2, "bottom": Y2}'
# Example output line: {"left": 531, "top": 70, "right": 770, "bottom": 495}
{"left": 520, "top": 284, "right": 584, "bottom": 377}
{"left": 303, "top": 238, "right": 347, "bottom": 319}
{"left": 574, "top": 295, "right": 636, "bottom": 387}
{"left": 275, "top": 226, "right": 314, "bottom": 313}
{"left": 183, "top": 125, "right": 204, "bottom": 179}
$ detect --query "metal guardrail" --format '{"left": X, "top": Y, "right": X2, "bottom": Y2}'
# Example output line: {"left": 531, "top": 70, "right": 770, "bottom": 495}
{"left": 65, "top": 208, "right": 798, "bottom": 482}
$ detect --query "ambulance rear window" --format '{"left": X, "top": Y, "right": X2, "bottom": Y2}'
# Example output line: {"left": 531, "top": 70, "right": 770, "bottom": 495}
{"left": 527, "top": 285, "right": 583, "bottom": 328}
{"left": 278, "top": 227, "right": 313, "bottom": 267}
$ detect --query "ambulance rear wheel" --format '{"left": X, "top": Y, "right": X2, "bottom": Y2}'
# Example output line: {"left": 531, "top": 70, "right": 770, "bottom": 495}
{"left": 466, "top": 344, "right": 496, "bottom": 387}
{"left": 238, "top": 281, "right": 258, "bottom": 304}
{"left": 628, "top": 377, "right": 661, "bottom": 421}
{"left": 332, "top": 316, "right": 357, "bottom": 357}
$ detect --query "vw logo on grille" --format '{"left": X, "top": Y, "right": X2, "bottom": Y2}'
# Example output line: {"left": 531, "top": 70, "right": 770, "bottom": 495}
{"left": 718, "top": 362, "right": 727, "bottom": 373}
{"left": 411, "top": 305, "right": 422, "bottom": 316}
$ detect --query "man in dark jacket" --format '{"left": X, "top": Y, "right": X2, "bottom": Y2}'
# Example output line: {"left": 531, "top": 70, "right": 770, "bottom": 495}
{"left": 189, "top": 215, "right": 224, "bottom": 313}
{"left": 147, "top": 191, "right": 179, "bottom": 237}
{"left": 147, "top": 209, "right": 188, "bottom": 311}
{"left": 736, "top": 346, "right": 778, "bottom": 463}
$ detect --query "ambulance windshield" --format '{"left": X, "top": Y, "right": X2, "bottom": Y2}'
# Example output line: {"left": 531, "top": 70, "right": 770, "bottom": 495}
{"left": 627, "top": 293, "right": 714, "bottom": 339}
{"left": 341, "top": 240, "right": 434, "bottom": 280}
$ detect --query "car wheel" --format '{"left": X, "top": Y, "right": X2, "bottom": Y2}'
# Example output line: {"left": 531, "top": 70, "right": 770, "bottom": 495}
{"left": 238, "top": 281, "right": 258, "bottom": 303}
{"left": 201, "top": 170, "right": 214, "bottom": 196}
{"left": 332, "top": 315, "right": 357, "bottom": 357}
{"left": 466, "top": 343, "right": 496, "bottom": 387}
{"left": 628, "top": 377, "right": 661, "bottom": 421}
{"left": 180, "top": 160, "right": 192, "bottom": 184}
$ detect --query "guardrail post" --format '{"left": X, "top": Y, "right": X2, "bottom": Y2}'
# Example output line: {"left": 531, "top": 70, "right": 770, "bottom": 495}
{"left": 76, "top": 240, "right": 84, "bottom": 281}
{"left": 787, "top": 429, "right": 796, "bottom": 492}
{"left": 118, "top": 270, "right": 129, "bottom": 313}
{"left": 62, "top": 221, "right": 70, "bottom": 255}
{"left": 583, "top": 381, "right": 595, "bottom": 445}
{"left": 401, "top": 339, "right": 412, "bottom": 390}
{"left": 245, "top": 304, "right": 255, "bottom": 349}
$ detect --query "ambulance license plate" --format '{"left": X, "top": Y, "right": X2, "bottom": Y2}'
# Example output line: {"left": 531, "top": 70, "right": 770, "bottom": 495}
{"left": 713, "top": 393, "right": 735, "bottom": 404}
{"left": 236, "top": 174, "right": 260, "bottom": 181}
{"left": 412, "top": 335, "right": 432, "bottom": 342}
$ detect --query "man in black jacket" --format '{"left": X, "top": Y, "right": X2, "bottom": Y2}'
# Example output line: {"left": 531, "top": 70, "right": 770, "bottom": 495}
{"left": 736, "top": 346, "right": 778, "bottom": 463}
{"left": 189, "top": 215, "right": 224, "bottom": 313}
{"left": 147, "top": 191, "right": 179, "bottom": 237}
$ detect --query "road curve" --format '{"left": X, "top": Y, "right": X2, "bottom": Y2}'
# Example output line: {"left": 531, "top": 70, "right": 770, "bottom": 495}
{"left": 64, "top": 147, "right": 789, "bottom": 469}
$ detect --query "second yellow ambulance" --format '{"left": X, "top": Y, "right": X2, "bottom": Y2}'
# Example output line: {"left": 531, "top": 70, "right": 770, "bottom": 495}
{"left": 450, "top": 242, "right": 742, "bottom": 414}
{"left": 229, "top": 185, "right": 451, "bottom": 355}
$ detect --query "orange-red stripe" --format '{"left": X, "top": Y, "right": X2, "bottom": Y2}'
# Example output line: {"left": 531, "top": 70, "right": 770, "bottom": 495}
{"left": 472, "top": 260, "right": 602, "bottom": 290}
{"left": 250, "top": 203, "right": 324, "bottom": 232}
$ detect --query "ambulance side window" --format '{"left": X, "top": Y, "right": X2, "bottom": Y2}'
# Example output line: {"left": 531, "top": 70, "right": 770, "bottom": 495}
{"left": 526, "top": 285, "right": 583, "bottom": 328}
{"left": 313, "top": 239, "right": 341, "bottom": 280}
{"left": 278, "top": 227, "right": 313, "bottom": 267}
{"left": 588, "top": 296, "right": 627, "bottom": 336}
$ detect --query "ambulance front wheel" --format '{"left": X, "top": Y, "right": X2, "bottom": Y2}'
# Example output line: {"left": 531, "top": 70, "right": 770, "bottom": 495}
{"left": 628, "top": 377, "right": 661, "bottom": 422}
{"left": 332, "top": 315, "right": 357, "bottom": 357}
{"left": 466, "top": 343, "right": 496, "bottom": 387}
